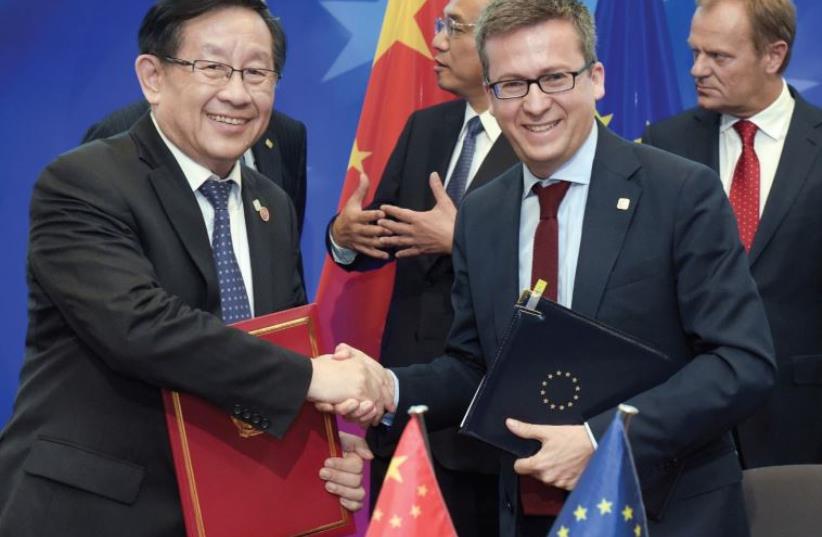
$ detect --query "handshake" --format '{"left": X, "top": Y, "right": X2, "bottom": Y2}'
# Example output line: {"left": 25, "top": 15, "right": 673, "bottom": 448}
{"left": 307, "top": 343, "right": 396, "bottom": 426}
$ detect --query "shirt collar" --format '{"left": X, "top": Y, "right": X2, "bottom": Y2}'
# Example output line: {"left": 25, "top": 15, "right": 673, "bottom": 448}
{"left": 464, "top": 102, "right": 502, "bottom": 143}
{"left": 720, "top": 80, "right": 794, "bottom": 141}
{"left": 522, "top": 121, "right": 597, "bottom": 200}
{"left": 151, "top": 113, "right": 243, "bottom": 193}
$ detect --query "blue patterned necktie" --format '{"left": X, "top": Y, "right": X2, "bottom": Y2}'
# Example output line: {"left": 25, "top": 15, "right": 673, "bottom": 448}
{"left": 199, "top": 178, "right": 252, "bottom": 323}
{"left": 445, "top": 115, "right": 485, "bottom": 205}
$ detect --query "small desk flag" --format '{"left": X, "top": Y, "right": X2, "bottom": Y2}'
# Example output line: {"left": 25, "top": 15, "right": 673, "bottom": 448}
{"left": 366, "top": 408, "right": 457, "bottom": 537}
{"left": 547, "top": 408, "right": 648, "bottom": 537}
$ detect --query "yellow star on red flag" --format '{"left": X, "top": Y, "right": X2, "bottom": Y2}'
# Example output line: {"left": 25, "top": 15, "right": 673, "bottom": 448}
{"left": 386, "top": 454, "right": 408, "bottom": 483}
{"left": 347, "top": 140, "right": 372, "bottom": 174}
{"left": 374, "top": 0, "right": 432, "bottom": 63}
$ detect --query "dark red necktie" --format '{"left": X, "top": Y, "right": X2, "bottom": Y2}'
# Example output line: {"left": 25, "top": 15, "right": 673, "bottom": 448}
{"left": 729, "top": 120, "right": 760, "bottom": 252}
{"left": 520, "top": 180, "right": 570, "bottom": 517}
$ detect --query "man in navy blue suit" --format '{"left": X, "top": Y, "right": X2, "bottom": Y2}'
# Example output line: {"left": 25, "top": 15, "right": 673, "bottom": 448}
{"left": 327, "top": 0, "right": 776, "bottom": 536}
{"left": 643, "top": 0, "right": 822, "bottom": 469}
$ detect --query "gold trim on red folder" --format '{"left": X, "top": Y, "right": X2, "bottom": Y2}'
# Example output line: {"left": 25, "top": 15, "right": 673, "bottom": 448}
{"left": 170, "top": 313, "right": 351, "bottom": 536}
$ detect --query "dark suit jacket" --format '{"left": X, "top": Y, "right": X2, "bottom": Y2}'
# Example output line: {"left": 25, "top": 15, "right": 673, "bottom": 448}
{"left": 393, "top": 124, "right": 776, "bottom": 537}
{"left": 83, "top": 99, "right": 308, "bottom": 235}
{"left": 643, "top": 89, "right": 822, "bottom": 467}
{"left": 327, "top": 99, "right": 518, "bottom": 472}
{"left": 0, "top": 114, "right": 309, "bottom": 537}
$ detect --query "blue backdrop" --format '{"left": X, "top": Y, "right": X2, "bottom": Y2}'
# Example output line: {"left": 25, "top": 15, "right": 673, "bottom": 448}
{"left": 0, "top": 0, "right": 819, "bottom": 424}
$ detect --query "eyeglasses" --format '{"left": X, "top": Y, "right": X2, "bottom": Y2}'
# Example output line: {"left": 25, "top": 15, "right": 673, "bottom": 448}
{"left": 487, "top": 62, "right": 594, "bottom": 100}
{"left": 434, "top": 16, "right": 476, "bottom": 37}
{"left": 163, "top": 57, "right": 279, "bottom": 88}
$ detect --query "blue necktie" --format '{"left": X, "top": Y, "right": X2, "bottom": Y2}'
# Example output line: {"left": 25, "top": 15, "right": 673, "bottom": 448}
{"left": 445, "top": 116, "right": 484, "bottom": 205}
{"left": 199, "top": 179, "right": 252, "bottom": 323}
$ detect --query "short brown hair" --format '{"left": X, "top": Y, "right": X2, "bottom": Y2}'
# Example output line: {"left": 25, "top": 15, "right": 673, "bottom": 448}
{"left": 475, "top": 0, "right": 597, "bottom": 81}
{"left": 697, "top": 0, "right": 796, "bottom": 73}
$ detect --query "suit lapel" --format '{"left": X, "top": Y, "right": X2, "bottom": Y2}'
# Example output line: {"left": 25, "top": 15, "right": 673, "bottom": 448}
{"left": 133, "top": 116, "right": 220, "bottom": 313}
{"left": 240, "top": 171, "right": 278, "bottom": 316}
{"left": 250, "top": 128, "right": 284, "bottom": 188}
{"left": 490, "top": 167, "right": 525, "bottom": 347}
{"left": 466, "top": 134, "right": 519, "bottom": 193}
{"left": 749, "top": 93, "right": 822, "bottom": 266}
{"left": 424, "top": 100, "right": 467, "bottom": 209}
{"left": 572, "top": 126, "right": 643, "bottom": 318}
{"left": 417, "top": 101, "right": 469, "bottom": 275}
{"left": 690, "top": 108, "right": 721, "bottom": 173}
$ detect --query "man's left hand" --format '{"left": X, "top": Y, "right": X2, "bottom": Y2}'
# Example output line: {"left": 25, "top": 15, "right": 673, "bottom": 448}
{"left": 377, "top": 172, "right": 457, "bottom": 258}
{"left": 320, "top": 432, "right": 373, "bottom": 512}
{"left": 506, "top": 419, "right": 594, "bottom": 491}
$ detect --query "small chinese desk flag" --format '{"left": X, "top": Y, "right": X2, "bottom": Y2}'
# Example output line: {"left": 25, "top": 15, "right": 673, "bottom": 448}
{"left": 365, "top": 406, "right": 457, "bottom": 537}
{"left": 547, "top": 405, "right": 649, "bottom": 537}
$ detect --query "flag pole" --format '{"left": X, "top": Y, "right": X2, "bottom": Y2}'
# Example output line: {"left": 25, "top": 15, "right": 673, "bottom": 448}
{"left": 617, "top": 403, "right": 639, "bottom": 432}
{"left": 407, "top": 405, "right": 432, "bottom": 458}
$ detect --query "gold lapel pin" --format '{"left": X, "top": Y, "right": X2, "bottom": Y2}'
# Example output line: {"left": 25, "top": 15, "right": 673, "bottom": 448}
{"left": 617, "top": 198, "right": 631, "bottom": 211}
{"left": 252, "top": 199, "right": 270, "bottom": 222}
{"left": 265, "top": 138, "right": 274, "bottom": 149}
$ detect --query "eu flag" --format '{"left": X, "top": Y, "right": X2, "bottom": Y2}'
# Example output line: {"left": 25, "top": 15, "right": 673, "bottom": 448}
{"left": 595, "top": 0, "right": 681, "bottom": 141}
{"left": 547, "top": 410, "right": 648, "bottom": 537}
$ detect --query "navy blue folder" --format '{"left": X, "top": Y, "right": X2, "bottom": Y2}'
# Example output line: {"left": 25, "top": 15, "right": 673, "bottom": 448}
{"left": 460, "top": 293, "right": 674, "bottom": 457}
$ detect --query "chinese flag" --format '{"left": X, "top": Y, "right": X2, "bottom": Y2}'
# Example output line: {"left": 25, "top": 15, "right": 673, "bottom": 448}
{"left": 365, "top": 414, "right": 457, "bottom": 537}
{"left": 315, "top": 0, "right": 452, "bottom": 359}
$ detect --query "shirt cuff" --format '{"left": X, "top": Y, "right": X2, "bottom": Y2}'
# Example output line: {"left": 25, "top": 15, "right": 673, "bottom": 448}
{"left": 328, "top": 226, "right": 357, "bottom": 265}
{"left": 584, "top": 421, "right": 598, "bottom": 449}
{"left": 380, "top": 370, "right": 401, "bottom": 427}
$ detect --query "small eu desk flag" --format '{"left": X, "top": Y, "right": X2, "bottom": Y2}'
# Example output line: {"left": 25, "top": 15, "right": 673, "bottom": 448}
{"left": 547, "top": 406, "right": 648, "bottom": 537}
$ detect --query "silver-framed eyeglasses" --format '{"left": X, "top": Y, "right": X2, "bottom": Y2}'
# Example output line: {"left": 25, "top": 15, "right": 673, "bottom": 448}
{"left": 434, "top": 16, "right": 476, "bottom": 37}
{"left": 164, "top": 57, "right": 279, "bottom": 87}
{"left": 487, "top": 61, "right": 595, "bottom": 99}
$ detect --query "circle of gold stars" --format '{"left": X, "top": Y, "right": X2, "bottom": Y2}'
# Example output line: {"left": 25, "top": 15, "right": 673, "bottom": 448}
{"left": 541, "top": 370, "right": 581, "bottom": 411}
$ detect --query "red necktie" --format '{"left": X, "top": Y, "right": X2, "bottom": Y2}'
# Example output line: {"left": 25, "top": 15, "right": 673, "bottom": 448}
{"left": 531, "top": 181, "right": 571, "bottom": 297}
{"left": 520, "top": 180, "right": 570, "bottom": 517}
{"left": 729, "top": 120, "right": 760, "bottom": 252}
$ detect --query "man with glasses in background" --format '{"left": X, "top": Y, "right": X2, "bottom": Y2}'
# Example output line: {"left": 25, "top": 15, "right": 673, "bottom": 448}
{"left": 0, "top": 2, "right": 385, "bottom": 535}
{"left": 326, "top": 0, "right": 517, "bottom": 534}
{"left": 328, "top": 0, "right": 776, "bottom": 535}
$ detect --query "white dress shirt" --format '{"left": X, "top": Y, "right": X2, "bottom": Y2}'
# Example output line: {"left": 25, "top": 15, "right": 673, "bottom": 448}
{"left": 719, "top": 81, "right": 795, "bottom": 215}
{"left": 518, "top": 123, "right": 597, "bottom": 306}
{"left": 151, "top": 114, "right": 255, "bottom": 314}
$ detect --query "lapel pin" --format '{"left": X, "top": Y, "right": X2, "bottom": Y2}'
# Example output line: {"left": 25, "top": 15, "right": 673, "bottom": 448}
{"left": 617, "top": 198, "right": 631, "bottom": 211}
{"left": 265, "top": 138, "right": 274, "bottom": 149}
{"left": 252, "top": 199, "right": 270, "bottom": 222}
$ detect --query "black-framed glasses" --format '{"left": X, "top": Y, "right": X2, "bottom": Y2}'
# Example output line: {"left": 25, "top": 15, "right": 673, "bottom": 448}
{"left": 487, "top": 61, "right": 595, "bottom": 99}
{"left": 434, "top": 16, "right": 476, "bottom": 37}
{"left": 163, "top": 57, "right": 279, "bottom": 87}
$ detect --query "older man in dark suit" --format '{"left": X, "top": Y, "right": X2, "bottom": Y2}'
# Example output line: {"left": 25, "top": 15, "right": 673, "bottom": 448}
{"left": 0, "top": 2, "right": 386, "bottom": 536}
{"left": 643, "top": 0, "right": 822, "bottom": 468}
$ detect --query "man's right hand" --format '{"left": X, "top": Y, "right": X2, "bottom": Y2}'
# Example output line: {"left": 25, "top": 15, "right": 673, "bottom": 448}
{"left": 330, "top": 173, "right": 389, "bottom": 260}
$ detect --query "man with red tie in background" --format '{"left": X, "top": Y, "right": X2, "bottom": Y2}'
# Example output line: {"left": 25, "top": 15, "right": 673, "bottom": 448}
{"left": 643, "top": 0, "right": 822, "bottom": 468}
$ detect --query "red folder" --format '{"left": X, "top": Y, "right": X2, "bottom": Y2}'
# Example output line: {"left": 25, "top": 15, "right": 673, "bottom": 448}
{"left": 162, "top": 304, "right": 354, "bottom": 537}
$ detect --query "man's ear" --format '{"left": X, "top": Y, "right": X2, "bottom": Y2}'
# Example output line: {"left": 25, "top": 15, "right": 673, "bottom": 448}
{"left": 763, "top": 40, "right": 789, "bottom": 75}
{"left": 135, "top": 54, "right": 164, "bottom": 105}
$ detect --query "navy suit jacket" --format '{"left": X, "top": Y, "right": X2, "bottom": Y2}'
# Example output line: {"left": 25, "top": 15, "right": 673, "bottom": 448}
{"left": 0, "top": 114, "right": 309, "bottom": 537}
{"left": 327, "top": 99, "right": 519, "bottom": 471}
{"left": 393, "top": 124, "right": 776, "bottom": 537}
{"left": 643, "top": 89, "right": 822, "bottom": 467}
